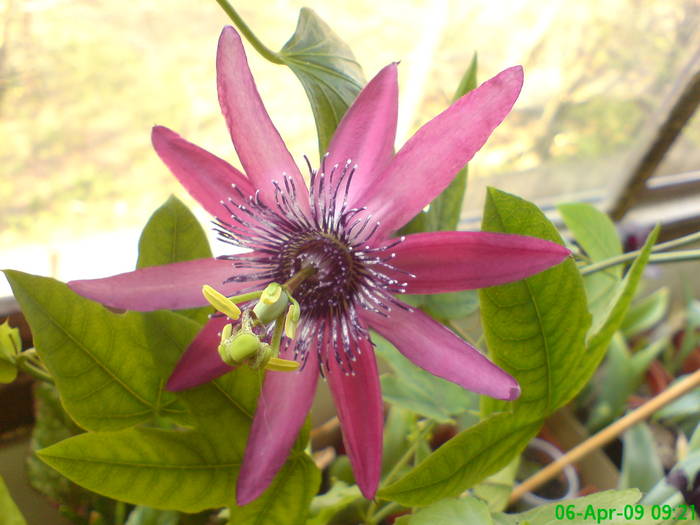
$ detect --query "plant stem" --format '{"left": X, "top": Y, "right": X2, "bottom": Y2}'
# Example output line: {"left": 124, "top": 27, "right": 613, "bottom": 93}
{"left": 369, "top": 502, "right": 403, "bottom": 524}
{"left": 508, "top": 367, "right": 700, "bottom": 504}
{"left": 366, "top": 421, "right": 435, "bottom": 523}
{"left": 215, "top": 0, "right": 285, "bottom": 64}
{"left": 15, "top": 352, "right": 54, "bottom": 384}
{"left": 580, "top": 230, "right": 700, "bottom": 276}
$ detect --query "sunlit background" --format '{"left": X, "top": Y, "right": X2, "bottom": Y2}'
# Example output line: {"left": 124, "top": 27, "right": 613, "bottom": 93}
{"left": 1, "top": 0, "right": 699, "bottom": 296}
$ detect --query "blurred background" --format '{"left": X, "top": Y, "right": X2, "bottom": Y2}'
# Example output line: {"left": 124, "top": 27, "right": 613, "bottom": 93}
{"left": 1, "top": 0, "right": 699, "bottom": 294}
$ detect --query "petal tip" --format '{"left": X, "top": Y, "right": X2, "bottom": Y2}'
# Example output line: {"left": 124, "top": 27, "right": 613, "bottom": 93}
{"left": 507, "top": 383, "right": 522, "bottom": 401}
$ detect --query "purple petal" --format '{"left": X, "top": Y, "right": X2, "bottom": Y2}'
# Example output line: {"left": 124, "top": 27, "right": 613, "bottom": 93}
{"left": 325, "top": 64, "right": 397, "bottom": 206}
{"left": 357, "top": 66, "right": 523, "bottom": 237}
{"left": 362, "top": 302, "right": 520, "bottom": 400}
{"left": 69, "top": 258, "right": 265, "bottom": 311}
{"left": 166, "top": 316, "right": 233, "bottom": 391}
{"left": 326, "top": 336, "right": 383, "bottom": 499}
{"left": 236, "top": 340, "right": 319, "bottom": 505}
{"left": 216, "top": 27, "right": 310, "bottom": 212}
{"left": 385, "top": 231, "right": 569, "bottom": 294}
{"left": 151, "top": 125, "right": 256, "bottom": 220}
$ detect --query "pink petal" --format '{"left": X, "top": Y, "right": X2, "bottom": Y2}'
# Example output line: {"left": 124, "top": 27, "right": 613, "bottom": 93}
{"left": 166, "top": 316, "right": 233, "bottom": 391}
{"left": 216, "top": 27, "right": 310, "bottom": 213}
{"left": 325, "top": 64, "right": 397, "bottom": 206}
{"left": 151, "top": 126, "right": 256, "bottom": 220}
{"left": 69, "top": 258, "right": 264, "bottom": 311}
{"left": 356, "top": 66, "right": 524, "bottom": 237}
{"left": 326, "top": 336, "right": 383, "bottom": 499}
{"left": 236, "top": 339, "right": 319, "bottom": 505}
{"left": 385, "top": 231, "right": 569, "bottom": 294}
{"left": 362, "top": 303, "right": 520, "bottom": 400}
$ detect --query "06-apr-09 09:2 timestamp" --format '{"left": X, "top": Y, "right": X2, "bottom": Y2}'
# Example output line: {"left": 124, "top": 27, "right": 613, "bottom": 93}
{"left": 555, "top": 503, "right": 696, "bottom": 522}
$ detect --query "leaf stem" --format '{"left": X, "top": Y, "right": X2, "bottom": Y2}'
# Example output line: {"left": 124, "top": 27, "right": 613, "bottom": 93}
{"left": 368, "top": 501, "right": 403, "bottom": 524}
{"left": 15, "top": 352, "right": 54, "bottom": 384}
{"left": 580, "top": 230, "right": 700, "bottom": 275}
{"left": 508, "top": 367, "right": 700, "bottom": 504}
{"left": 366, "top": 420, "right": 435, "bottom": 523}
{"left": 214, "top": 0, "right": 285, "bottom": 64}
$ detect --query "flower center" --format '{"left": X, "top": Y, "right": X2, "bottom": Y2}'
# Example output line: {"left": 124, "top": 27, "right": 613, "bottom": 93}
{"left": 278, "top": 232, "right": 358, "bottom": 316}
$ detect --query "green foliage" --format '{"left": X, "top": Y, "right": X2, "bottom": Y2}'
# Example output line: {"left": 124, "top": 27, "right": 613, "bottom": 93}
{"left": 480, "top": 188, "right": 591, "bottom": 419}
{"left": 38, "top": 426, "right": 240, "bottom": 513}
{"left": 7, "top": 229, "right": 318, "bottom": 520}
{"left": 619, "top": 423, "right": 664, "bottom": 493}
{"left": 137, "top": 195, "right": 213, "bottom": 323}
{"left": 125, "top": 506, "right": 180, "bottom": 525}
{"left": 621, "top": 287, "right": 669, "bottom": 337}
{"left": 305, "top": 480, "right": 362, "bottom": 525}
{"left": 279, "top": 8, "right": 365, "bottom": 154}
{"left": 0, "top": 319, "right": 20, "bottom": 383}
{"left": 4, "top": 270, "right": 188, "bottom": 432}
{"left": 377, "top": 413, "right": 540, "bottom": 506}
{"left": 558, "top": 202, "right": 622, "bottom": 332}
{"left": 588, "top": 334, "right": 667, "bottom": 430}
{"left": 566, "top": 226, "right": 659, "bottom": 404}
{"left": 373, "top": 333, "right": 478, "bottom": 423}
{"left": 394, "top": 496, "right": 492, "bottom": 524}
{"left": 0, "top": 475, "right": 27, "bottom": 525}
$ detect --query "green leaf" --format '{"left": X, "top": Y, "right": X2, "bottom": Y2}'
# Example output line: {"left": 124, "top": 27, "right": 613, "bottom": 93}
{"left": 377, "top": 413, "right": 540, "bottom": 506}
{"left": 137, "top": 195, "right": 213, "bottom": 323}
{"left": 279, "top": 8, "right": 364, "bottom": 154}
{"left": 0, "top": 475, "right": 27, "bottom": 525}
{"left": 424, "top": 290, "right": 479, "bottom": 321}
{"left": 0, "top": 319, "right": 20, "bottom": 383}
{"left": 565, "top": 226, "right": 659, "bottom": 405}
{"left": 400, "top": 54, "right": 477, "bottom": 235}
{"left": 228, "top": 454, "right": 320, "bottom": 525}
{"left": 395, "top": 496, "right": 492, "bottom": 525}
{"left": 619, "top": 423, "right": 664, "bottom": 492}
{"left": 587, "top": 334, "right": 666, "bottom": 430}
{"left": 125, "top": 506, "right": 179, "bottom": 525}
{"left": 621, "top": 287, "right": 669, "bottom": 337}
{"left": 493, "top": 488, "right": 659, "bottom": 525}
{"left": 35, "top": 310, "right": 319, "bottom": 517}
{"left": 4, "top": 270, "right": 186, "bottom": 431}
{"left": 37, "top": 427, "right": 239, "bottom": 513}
{"left": 558, "top": 203, "right": 623, "bottom": 333}
{"left": 373, "top": 333, "right": 478, "bottom": 423}
{"left": 479, "top": 188, "right": 591, "bottom": 419}
{"left": 472, "top": 457, "right": 520, "bottom": 512}
{"left": 306, "top": 481, "right": 362, "bottom": 525}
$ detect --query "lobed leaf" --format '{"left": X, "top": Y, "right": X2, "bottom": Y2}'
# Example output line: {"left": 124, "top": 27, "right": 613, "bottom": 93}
{"left": 279, "top": 8, "right": 365, "bottom": 154}
{"left": 37, "top": 427, "right": 239, "bottom": 513}
{"left": 137, "top": 195, "right": 213, "bottom": 323}
{"left": 4, "top": 270, "right": 186, "bottom": 431}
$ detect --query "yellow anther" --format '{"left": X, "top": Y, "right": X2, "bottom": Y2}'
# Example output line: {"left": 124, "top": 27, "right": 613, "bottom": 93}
{"left": 265, "top": 357, "right": 301, "bottom": 372}
{"left": 284, "top": 301, "right": 300, "bottom": 339}
{"left": 202, "top": 285, "right": 241, "bottom": 320}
